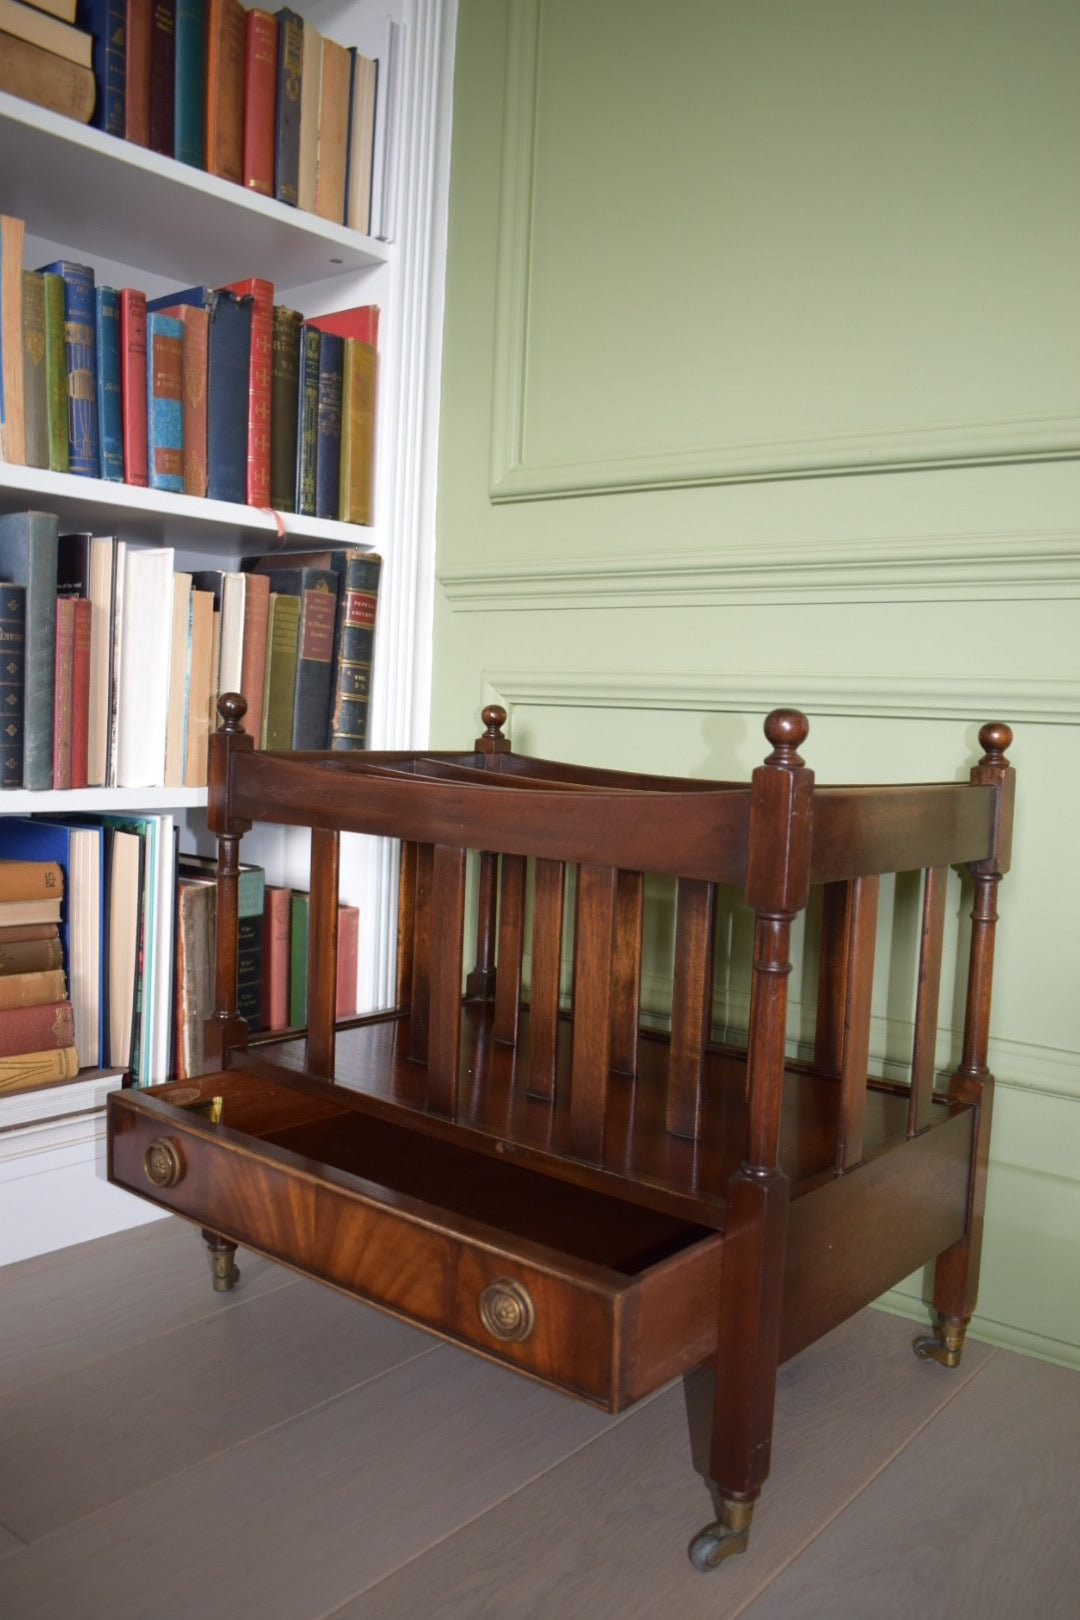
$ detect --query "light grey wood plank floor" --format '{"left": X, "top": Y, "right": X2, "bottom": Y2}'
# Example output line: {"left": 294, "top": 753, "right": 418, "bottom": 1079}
{"left": 0, "top": 1219, "right": 1076, "bottom": 1620}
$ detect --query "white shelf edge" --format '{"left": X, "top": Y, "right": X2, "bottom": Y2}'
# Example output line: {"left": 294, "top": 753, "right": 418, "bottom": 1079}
{"left": 0, "top": 787, "right": 208, "bottom": 811}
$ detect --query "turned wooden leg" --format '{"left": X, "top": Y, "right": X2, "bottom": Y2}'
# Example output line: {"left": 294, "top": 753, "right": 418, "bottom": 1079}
{"left": 913, "top": 1313, "right": 968, "bottom": 1369}
{"left": 201, "top": 1229, "right": 240, "bottom": 1293}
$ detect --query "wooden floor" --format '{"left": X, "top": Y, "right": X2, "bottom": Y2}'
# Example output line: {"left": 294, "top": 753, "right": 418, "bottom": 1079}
{"left": 1, "top": 1219, "right": 1077, "bottom": 1619}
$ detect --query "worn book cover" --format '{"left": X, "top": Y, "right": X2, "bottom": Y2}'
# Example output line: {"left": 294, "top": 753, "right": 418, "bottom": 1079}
{"left": 20, "top": 270, "right": 48, "bottom": 470}
{"left": 0, "top": 581, "right": 24, "bottom": 789}
{"left": 269, "top": 304, "right": 301, "bottom": 510}
{"left": 0, "top": 509, "right": 59, "bottom": 790}
{"left": 35, "top": 259, "right": 98, "bottom": 477}
{"left": 95, "top": 285, "right": 124, "bottom": 480}
{"left": 261, "top": 566, "right": 338, "bottom": 750}
{"left": 272, "top": 6, "right": 302, "bottom": 207}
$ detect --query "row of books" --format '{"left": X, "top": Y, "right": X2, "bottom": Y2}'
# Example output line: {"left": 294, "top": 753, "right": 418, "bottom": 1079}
{"left": 0, "top": 1, "right": 401, "bottom": 241}
{"left": 0, "top": 855, "right": 80, "bottom": 1094}
{"left": 0, "top": 511, "right": 383, "bottom": 791}
{"left": 0, "top": 216, "right": 379, "bottom": 526}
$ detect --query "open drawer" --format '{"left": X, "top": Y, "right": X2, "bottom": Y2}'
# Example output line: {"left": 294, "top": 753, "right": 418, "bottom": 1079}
{"left": 108, "top": 1074, "right": 725, "bottom": 1410}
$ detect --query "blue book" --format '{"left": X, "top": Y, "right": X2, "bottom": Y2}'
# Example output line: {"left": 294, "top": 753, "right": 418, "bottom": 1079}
{"left": 147, "top": 286, "right": 252, "bottom": 504}
{"left": 77, "top": 0, "right": 126, "bottom": 139}
{"left": 0, "top": 817, "right": 104, "bottom": 1070}
{"left": 145, "top": 313, "right": 184, "bottom": 493}
{"left": 36, "top": 261, "right": 99, "bottom": 478}
{"left": 314, "top": 330, "right": 343, "bottom": 520}
{"left": 174, "top": 0, "right": 207, "bottom": 169}
{"left": 274, "top": 9, "right": 303, "bottom": 207}
{"left": 95, "top": 288, "right": 124, "bottom": 482}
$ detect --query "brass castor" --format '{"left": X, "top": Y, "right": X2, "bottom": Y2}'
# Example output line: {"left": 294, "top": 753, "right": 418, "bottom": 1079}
{"left": 688, "top": 1499, "right": 754, "bottom": 1571}
{"left": 202, "top": 1230, "right": 240, "bottom": 1294}
{"left": 913, "top": 1315, "right": 967, "bottom": 1369}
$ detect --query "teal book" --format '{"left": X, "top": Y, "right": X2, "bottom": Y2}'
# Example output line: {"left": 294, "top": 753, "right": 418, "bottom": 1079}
{"left": 20, "top": 271, "right": 48, "bottom": 471}
{"left": 288, "top": 889, "right": 309, "bottom": 1028}
{"left": 95, "top": 287, "right": 124, "bottom": 482}
{"left": 146, "top": 312, "right": 184, "bottom": 492}
{"left": 35, "top": 261, "right": 99, "bottom": 478}
{"left": 146, "top": 286, "right": 251, "bottom": 504}
{"left": 174, "top": 0, "right": 208, "bottom": 168}
{"left": 0, "top": 510, "right": 59, "bottom": 791}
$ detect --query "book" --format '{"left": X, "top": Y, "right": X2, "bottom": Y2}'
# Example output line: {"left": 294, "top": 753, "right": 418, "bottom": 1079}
{"left": 243, "top": 8, "right": 277, "bottom": 197}
{"left": 261, "top": 566, "right": 338, "bottom": 749}
{"left": 0, "top": 509, "right": 59, "bottom": 790}
{"left": 178, "top": 853, "right": 264, "bottom": 1034}
{"left": 53, "top": 595, "right": 76, "bottom": 790}
{"left": 222, "top": 276, "right": 273, "bottom": 508}
{"left": 0, "top": 859, "right": 63, "bottom": 899}
{"left": 183, "top": 586, "right": 213, "bottom": 787}
{"left": 273, "top": 7, "right": 302, "bottom": 208}
{"left": 0, "top": 936, "right": 64, "bottom": 976}
{"left": 238, "top": 568, "right": 268, "bottom": 742}
{"left": 206, "top": 600, "right": 220, "bottom": 740}
{"left": 305, "top": 304, "right": 379, "bottom": 347}
{"left": 119, "top": 287, "right": 148, "bottom": 485}
{"left": 147, "top": 0, "right": 175, "bottom": 157}
{"left": 0, "top": 1045, "right": 80, "bottom": 1094}
{"left": 259, "top": 589, "right": 299, "bottom": 750}
{"left": 345, "top": 49, "right": 376, "bottom": 234}
{"left": 146, "top": 311, "right": 184, "bottom": 491}
{"left": 173, "top": 872, "right": 214, "bottom": 1078}
{"left": 353, "top": 14, "right": 400, "bottom": 241}
{"left": 0, "top": 922, "right": 61, "bottom": 943}
{"left": 124, "top": 0, "right": 151, "bottom": 145}
{"left": 0, "top": 29, "right": 96, "bottom": 120}
{"left": 20, "top": 270, "right": 48, "bottom": 471}
{"left": 288, "top": 888, "right": 308, "bottom": 1027}
{"left": 35, "top": 259, "right": 98, "bottom": 477}
{"left": 336, "top": 902, "right": 358, "bottom": 1018}
{"left": 102, "top": 822, "right": 141, "bottom": 1069}
{"left": 42, "top": 272, "right": 69, "bottom": 474}
{"left": 97, "top": 811, "right": 174, "bottom": 1083}
{"left": 314, "top": 328, "right": 343, "bottom": 521}
{"left": 328, "top": 550, "right": 381, "bottom": 751}
{"left": 86, "top": 534, "right": 115, "bottom": 786}
{"left": 206, "top": 0, "right": 244, "bottom": 184}
{"left": 190, "top": 567, "right": 245, "bottom": 697}
{"left": 0, "top": 0, "right": 92, "bottom": 65}
{"left": 261, "top": 882, "right": 290, "bottom": 1029}
{"left": 146, "top": 286, "right": 251, "bottom": 504}
{"left": 0, "top": 582, "right": 25, "bottom": 789}
{"left": 163, "top": 570, "right": 191, "bottom": 788}
{"left": 0, "top": 999, "right": 75, "bottom": 1057}
{"left": 152, "top": 300, "right": 208, "bottom": 495}
{"left": 0, "top": 969, "right": 67, "bottom": 1011}
{"left": 295, "top": 15, "right": 320, "bottom": 213}
{"left": 12, "top": 0, "right": 79, "bottom": 21}
{"left": 1, "top": 214, "right": 25, "bottom": 467}
{"left": 314, "top": 34, "right": 350, "bottom": 225}
{"left": 76, "top": 0, "right": 125, "bottom": 137}
{"left": 115, "top": 546, "right": 174, "bottom": 787}
{"left": 94, "top": 285, "right": 123, "bottom": 481}
{"left": 294, "top": 322, "right": 319, "bottom": 516}
{"left": 269, "top": 304, "right": 301, "bottom": 511}
{"left": 173, "top": 0, "right": 206, "bottom": 168}
{"left": 0, "top": 898, "right": 62, "bottom": 925}
{"left": 339, "top": 338, "right": 376, "bottom": 525}
{"left": 70, "top": 595, "right": 91, "bottom": 789}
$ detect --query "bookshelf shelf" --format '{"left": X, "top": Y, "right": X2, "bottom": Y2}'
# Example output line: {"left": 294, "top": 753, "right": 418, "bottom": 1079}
{"left": 0, "top": 91, "right": 389, "bottom": 289}
{"left": 0, "top": 786, "right": 207, "bottom": 812}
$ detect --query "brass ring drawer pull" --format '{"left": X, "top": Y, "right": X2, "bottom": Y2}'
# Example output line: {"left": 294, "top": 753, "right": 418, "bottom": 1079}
{"left": 478, "top": 1278, "right": 535, "bottom": 1342}
{"left": 143, "top": 1137, "right": 184, "bottom": 1190}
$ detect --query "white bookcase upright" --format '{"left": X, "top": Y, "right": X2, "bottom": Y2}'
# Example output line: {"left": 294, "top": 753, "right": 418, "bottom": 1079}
{"left": 0, "top": 0, "right": 457, "bottom": 1264}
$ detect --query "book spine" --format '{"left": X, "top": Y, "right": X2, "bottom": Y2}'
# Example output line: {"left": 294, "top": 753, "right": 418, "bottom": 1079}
{"left": 172, "top": 879, "right": 212, "bottom": 1078}
{"left": 148, "top": 0, "right": 176, "bottom": 157}
{"left": 1, "top": 212, "right": 25, "bottom": 466}
{"left": 237, "top": 909, "right": 263, "bottom": 1032}
{"left": 288, "top": 891, "right": 308, "bottom": 1027}
{"left": 94, "top": 286, "right": 124, "bottom": 481}
{"left": 146, "top": 313, "right": 184, "bottom": 491}
{"left": 119, "top": 288, "right": 148, "bottom": 486}
{"left": 0, "top": 509, "right": 60, "bottom": 791}
{"left": 178, "top": 304, "right": 209, "bottom": 496}
{"left": 124, "top": 0, "right": 151, "bottom": 145}
{"left": 339, "top": 337, "right": 375, "bottom": 525}
{"left": 329, "top": 552, "right": 381, "bottom": 751}
{"left": 260, "top": 591, "right": 299, "bottom": 750}
{"left": 261, "top": 884, "right": 290, "bottom": 1029}
{"left": 314, "top": 329, "right": 343, "bottom": 521}
{"left": 42, "top": 273, "right": 69, "bottom": 474}
{"left": 20, "top": 270, "right": 48, "bottom": 471}
{"left": 70, "top": 596, "right": 92, "bottom": 790}
{"left": 77, "top": 0, "right": 126, "bottom": 137}
{"left": 238, "top": 570, "right": 268, "bottom": 742}
{"left": 0, "top": 937, "right": 64, "bottom": 976}
{"left": 295, "top": 324, "right": 320, "bottom": 517}
{"left": 56, "top": 262, "right": 99, "bottom": 477}
{"left": 290, "top": 580, "right": 336, "bottom": 749}
{"left": 0, "top": 33, "right": 96, "bottom": 123}
{"left": 0, "top": 582, "right": 25, "bottom": 789}
{"left": 269, "top": 305, "right": 301, "bottom": 511}
{"left": 52, "top": 596, "right": 75, "bottom": 791}
{"left": 0, "top": 969, "right": 68, "bottom": 1011}
{"left": 224, "top": 278, "right": 272, "bottom": 507}
{"left": 0, "top": 1000, "right": 76, "bottom": 1058}
{"left": 173, "top": 0, "right": 207, "bottom": 168}
{"left": 314, "top": 36, "right": 350, "bottom": 225}
{"left": 206, "top": 0, "right": 245, "bottom": 184}
{"left": 273, "top": 8, "right": 302, "bottom": 208}
{"left": 0, "top": 1045, "right": 80, "bottom": 1093}
{"left": 205, "top": 290, "right": 252, "bottom": 503}
{"left": 243, "top": 9, "right": 278, "bottom": 198}
{"left": 0, "top": 861, "right": 63, "bottom": 901}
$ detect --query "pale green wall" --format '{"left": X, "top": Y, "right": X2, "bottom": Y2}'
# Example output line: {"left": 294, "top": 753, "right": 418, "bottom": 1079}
{"left": 432, "top": 0, "right": 1080, "bottom": 1365}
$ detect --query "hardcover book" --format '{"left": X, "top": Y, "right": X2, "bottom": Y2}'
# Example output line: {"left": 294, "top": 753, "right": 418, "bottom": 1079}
{"left": 183, "top": 587, "right": 213, "bottom": 787}
{"left": 20, "top": 270, "right": 48, "bottom": 471}
{"left": 269, "top": 304, "right": 301, "bottom": 510}
{"left": 296, "top": 16, "right": 321, "bottom": 212}
{"left": 173, "top": 0, "right": 207, "bottom": 169}
{"left": 115, "top": 546, "right": 175, "bottom": 787}
{"left": 314, "top": 329, "right": 343, "bottom": 521}
{"left": 261, "top": 883, "right": 290, "bottom": 1029}
{"left": 147, "top": 0, "right": 176, "bottom": 157}
{"left": 314, "top": 34, "right": 350, "bottom": 225}
{"left": 0, "top": 939, "right": 64, "bottom": 977}
{"left": 42, "top": 272, "right": 69, "bottom": 474}
{"left": 206, "top": 0, "right": 245, "bottom": 184}
{"left": 119, "top": 288, "right": 148, "bottom": 486}
{"left": 294, "top": 322, "right": 320, "bottom": 516}
{"left": 173, "top": 873, "right": 214, "bottom": 1078}
{"left": 222, "top": 276, "right": 273, "bottom": 508}
{"left": 238, "top": 568, "right": 269, "bottom": 742}
{"left": 336, "top": 902, "right": 359, "bottom": 1018}
{"left": 151, "top": 301, "right": 208, "bottom": 495}
{"left": 52, "top": 595, "right": 76, "bottom": 790}
{"left": 0, "top": 1045, "right": 79, "bottom": 1093}
{"left": 328, "top": 550, "right": 381, "bottom": 751}
{"left": 0, "top": 29, "right": 96, "bottom": 121}
{"left": 260, "top": 566, "right": 338, "bottom": 750}
{"left": 124, "top": 0, "right": 151, "bottom": 145}
{"left": 273, "top": 7, "right": 302, "bottom": 208}
{"left": 339, "top": 338, "right": 376, "bottom": 525}
{"left": 70, "top": 595, "right": 91, "bottom": 789}
{"left": 1, "top": 214, "right": 26, "bottom": 466}
{"left": 0, "top": 509, "right": 59, "bottom": 791}
{"left": 163, "top": 570, "right": 191, "bottom": 788}
{"left": 146, "top": 286, "right": 251, "bottom": 504}
{"left": 259, "top": 590, "right": 299, "bottom": 751}
{"left": 0, "top": 969, "right": 67, "bottom": 1011}
{"left": 94, "top": 285, "right": 124, "bottom": 481}
{"left": 345, "top": 49, "right": 376, "bottom": 234}
{"left": 76, "top": 0, "right": 125, "bottom": 136}
{"left": 0, "top": 582, "right": 25, "bottom": 790}
{"left": 0, "top": 0, "right": 91, "bottom": 64}
{"left": 35, "top": 259, "right": 98, "bottom": 477}
{"left": 288, "top": 888, "right": 308, "bottom": 1028}
{"left": 243, "top": 8, "right": 278, "bottom": 197}
{"left": 145, "top": 311, "right": 184, "bottom": 492}
{"left": 0, "top": 1000, "right": 76, "bottom": 1058}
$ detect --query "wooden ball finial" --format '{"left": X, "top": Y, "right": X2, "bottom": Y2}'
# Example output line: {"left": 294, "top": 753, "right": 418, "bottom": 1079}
{"left": 481, "top": 704, "right": 507, "bottom": 739}
{"left": 763, "top": 707, "right": 809, "bottom": 766}
{"left": 978, "top": 721, "right": 1012, "bottom": 763}
{"left": 217, "top": 691, "right": 248, "bottom": 731}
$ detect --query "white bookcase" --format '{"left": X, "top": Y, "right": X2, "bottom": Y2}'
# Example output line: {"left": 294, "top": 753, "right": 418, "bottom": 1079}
{"left": 0, "top": 0, "right": 457, "bottom": 1264}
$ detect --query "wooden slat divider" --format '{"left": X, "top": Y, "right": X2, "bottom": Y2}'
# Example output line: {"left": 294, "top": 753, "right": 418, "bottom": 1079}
{"left": 465, "top": 850, "right": 499, "bottom": 1000}
{"left": 835, "top": 875, "right": 879, "bottom": 1172}
{"left": 306, "top": 828, "right": 341, "bottom": 1079}
{"left": 426, "top": 844, "right": 467, "bottom": 1116}
{"left": 569, "top": 863, "right": 619, "bottom": 1158}
{"left": 665, "top": 878, "right": 717, "bottom": 1140}
{"left": 908, "top": 866, "right": 948, "bottom": 1136}
{"left": 493, "top": 854, "right": 527, "bottom": 1044}
{"left": 395, "top": 841, "right": 418, "bottom": 1008}
{"left": 814, "top": 880, "right": 852, "bottom": 1076}
{"left": 408, "top": 843, "right": 435, "bottom": 1062}
{"left": 526, "top": 858, "right": 565, "bottom": 1101}
{"left": 609, "top": 871, "right": 644, "bottom": 1077}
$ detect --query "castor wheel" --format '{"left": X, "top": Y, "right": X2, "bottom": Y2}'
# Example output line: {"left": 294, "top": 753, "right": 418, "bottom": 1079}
{"left": 912, "top": 1315, "right": 966, "bottom": 1369}
{"left": 202, "top": 1230, "right": 240, "bottom": 1293}
{"left": 688, "top": 1500, "right": 753, "bottom": 1570}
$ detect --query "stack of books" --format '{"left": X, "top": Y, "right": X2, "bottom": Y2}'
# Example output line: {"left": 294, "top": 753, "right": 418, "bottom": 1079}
{"left": 0, "top": 214, "right": 379, "bottom": 527}
{"left": 0, "top": 0, "right": 96, "bottom": 125}
{"left": 0, "top": 855, "right": 79, "bottom": 1094}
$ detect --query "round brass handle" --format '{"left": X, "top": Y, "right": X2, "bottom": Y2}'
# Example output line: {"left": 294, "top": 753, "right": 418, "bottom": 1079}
{"left": 477, "top": 1278, "right": 535, "bottom": 1343}
{"left": 143, "top": 1137, "right": 184, "bottom": 1190}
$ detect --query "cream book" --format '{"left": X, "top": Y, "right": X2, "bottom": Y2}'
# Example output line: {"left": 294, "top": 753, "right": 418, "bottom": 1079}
{"left": 0, "top": 0, "right": 92, "bottom": 67}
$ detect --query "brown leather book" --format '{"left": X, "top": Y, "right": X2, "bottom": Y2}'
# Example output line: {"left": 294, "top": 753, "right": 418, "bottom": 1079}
{"left": 0, "top": 29, "right": 95, "bottom": 122}
{"left": 124, "top": 0, "right": 152, "bottom": 144}
{"left": 314, "top": 35, "right": 350, "bottom": 223}
{"left": 206, "top": 0, "right": 246, "bottom": 185}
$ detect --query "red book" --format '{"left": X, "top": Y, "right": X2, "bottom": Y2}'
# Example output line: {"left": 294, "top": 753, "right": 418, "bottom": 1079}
{"left": 261, "top": 885, "right": 291, "bottom": 1031}
{"left": 0, "top": 999, "right": 76, "bottom": 1057}
{"left": 52, "top": 597, "right": 75, "bottom": 791}
{"left": 70, "top": 597, "right": 91, "bottom": 790}
{"left": 206, "top": 0, "right": 246, "bottom": 184}
{"left": 125, "top": 0, "right": 152, "bottom": 147}
{"left": 119, "top": 288, "right": 149, "bottom": 487}
{"left": 223, "top": 276, "right": 273, "bottom": 507}
{"left": 306, "top": 305, "right": 380, "bottom": 348}
{"left": 336, "top": 903, "right": 359, "bottom": 1019}
{"left": 243, "top": 9, "right": 278, "bottom": 198}
{"left": 239, "top": 570, "right": 269, "bottom": 742}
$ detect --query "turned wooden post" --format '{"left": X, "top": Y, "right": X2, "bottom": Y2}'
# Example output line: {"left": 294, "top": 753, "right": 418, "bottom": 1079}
{"left": 466, "top": 704, "right": 511, "bottom": 1000}
{"left": 204, "top": 693, "right": 253, "bottom": 1068}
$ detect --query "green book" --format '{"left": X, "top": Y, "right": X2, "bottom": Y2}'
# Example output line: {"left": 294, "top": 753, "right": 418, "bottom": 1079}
{"left": 289, "top": 890, "right": 309, "bottom": 1028}
{"left": 20, "top": 272, "right": 48, "bottom": 471}
{"left": 260, "top": 591, "right": 300, "bottom": 750}
{"left": 0, "top": 510, "right": 59, "bottom": 791}
{"left": 42, "top": 273, "right": 69, "bottom": 474}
